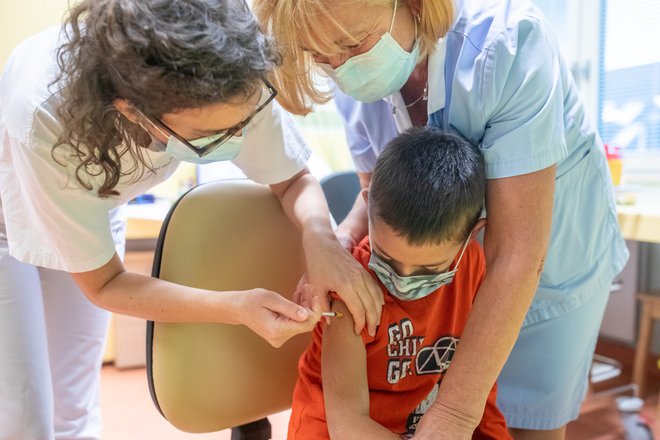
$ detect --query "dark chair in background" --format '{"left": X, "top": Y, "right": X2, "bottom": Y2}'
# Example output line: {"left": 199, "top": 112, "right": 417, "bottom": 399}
{"left": 320, "top": 171, "right": 361, "bottom": 225}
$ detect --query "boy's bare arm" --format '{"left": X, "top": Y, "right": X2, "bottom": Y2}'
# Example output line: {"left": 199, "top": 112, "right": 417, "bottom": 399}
{"left": 322, "top": 300, "right": 401, "bottom": 440}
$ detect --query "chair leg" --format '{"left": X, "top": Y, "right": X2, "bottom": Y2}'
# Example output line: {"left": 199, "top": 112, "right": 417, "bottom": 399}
{"left": 632, "top": 298, "right": 653, "bottom": 396}
{"left": 231, "top": 418, "right": 272, "bottom": 440}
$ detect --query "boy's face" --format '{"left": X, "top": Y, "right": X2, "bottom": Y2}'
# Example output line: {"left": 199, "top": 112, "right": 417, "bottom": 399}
{"left": 368, "top": 218, "right": 467, "bottom": 277}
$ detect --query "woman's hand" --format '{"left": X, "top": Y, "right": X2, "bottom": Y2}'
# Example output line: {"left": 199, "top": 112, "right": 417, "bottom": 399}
{"left": 302, "top": 230, "right": 383, "bottom": 336}
{"left": 238, "top": 288, "right": 322, "bottom": 347}
{"left": 270, "top": 169, "right": 381, "bottom": 336}
{"left": 411, "top": 402, "right": 478, "bottom": 440}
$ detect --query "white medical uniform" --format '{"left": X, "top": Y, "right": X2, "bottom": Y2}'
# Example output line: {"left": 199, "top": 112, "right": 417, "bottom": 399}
{"left": 0, "top": 26, "right": 310, "bottom": 439}
{"left": 332, "top": 0, "right": 629, "bottom": 429}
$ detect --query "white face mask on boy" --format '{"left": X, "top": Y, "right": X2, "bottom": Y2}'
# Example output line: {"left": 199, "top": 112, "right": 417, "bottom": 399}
{"left": 368, "top": 234, "right": 471, "bottom": 301}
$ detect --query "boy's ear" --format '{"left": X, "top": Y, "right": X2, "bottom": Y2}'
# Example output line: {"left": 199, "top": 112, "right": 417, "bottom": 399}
{"left": 469, "top": 218, "right": 487, "bottom": 239}
{"left": 360, "top": 188, "right": 369, "bottom": 204}
{"left": 113, "top": 99, "right": 140, "bottom": 124}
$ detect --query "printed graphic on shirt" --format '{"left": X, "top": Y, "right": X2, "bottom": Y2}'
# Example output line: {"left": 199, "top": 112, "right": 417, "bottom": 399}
{"left": 416, "top": 336, "right": 458, "bottom": 375}
{"left": 405, "top": 383, "right": 439, "bottom": 435}
{"left": 386, "top": 318, "right": 459, "bottom": 384}
{"left": 387, "top": 319, "right": 424, "bottom": 384}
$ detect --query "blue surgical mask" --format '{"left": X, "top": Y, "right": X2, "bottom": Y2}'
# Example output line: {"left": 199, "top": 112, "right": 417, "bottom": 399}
{"left": 164, "top": 131, "right": 244, "bottom": 164}
{"left": 368, "top": 235, "right": 471, "bottom": 301}
{"left": 134, "top": 105, "right": 246, "bottom": 165}
{"left": 318, "top": 0, "right": 420, "bottom": 103}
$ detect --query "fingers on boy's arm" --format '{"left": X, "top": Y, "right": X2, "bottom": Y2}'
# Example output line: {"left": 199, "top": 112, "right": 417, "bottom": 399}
{"left": 292, "top": 287, "right": 302, "bottom": 306}
{"left": 293, "top": 273, "right": 312, "bottom": 305}
{"left": 267, "top": 304, "right": 321, "bottom": 347}
{"left": 361, "top": 275, "right": 384, "bottom": 335}
{"left": 318, "top": 292, "right": 331, "bottom": 314}
{"left": 343, "top": 277, "right": 383, "bottom": 336}
{"left": 262, "top": 290, "right": 309, "bottom": 322}
{"left": 341, "top": 291, "right": 367, "bottom": 335}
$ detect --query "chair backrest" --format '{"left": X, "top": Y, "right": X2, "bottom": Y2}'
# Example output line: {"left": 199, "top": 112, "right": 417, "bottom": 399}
{"left": 320, "top": 171, "right": 361, "bottom": 225}
{"left": 146, "top": 179, "right": 311, "bottom": 433}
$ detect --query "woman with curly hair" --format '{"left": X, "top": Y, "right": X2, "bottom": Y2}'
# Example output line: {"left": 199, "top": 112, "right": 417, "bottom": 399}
{"left": 0, "top": 0, "right": 383, "bottom": 438}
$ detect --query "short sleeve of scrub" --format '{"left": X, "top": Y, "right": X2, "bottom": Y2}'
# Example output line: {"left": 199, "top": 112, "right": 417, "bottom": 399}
{"left": 231, "top": 100, "right": 311, "bottom": 185}
{"left": 477, "top": 16, "right": 568, "bottom": 179}
{"left": 333, "top": 91, "right": 398, "bottom": 173}
{"left": 0, "top": 137, "right": 116, "bottom": 272}
{"left": 0, "top": 28, "right": 124, "bottom": 272}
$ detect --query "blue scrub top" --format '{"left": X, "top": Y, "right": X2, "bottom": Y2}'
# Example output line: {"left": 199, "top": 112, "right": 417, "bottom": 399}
{"left": 333, "top": 0, "right": 629, "bottom": 325}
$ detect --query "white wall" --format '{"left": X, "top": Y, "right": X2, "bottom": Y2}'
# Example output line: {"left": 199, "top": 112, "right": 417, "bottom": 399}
{"left": 0, "top": 0, "right": 71, "bottom": 68}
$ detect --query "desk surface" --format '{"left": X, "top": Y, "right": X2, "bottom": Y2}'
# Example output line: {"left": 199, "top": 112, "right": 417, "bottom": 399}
{"left": 617, "top": 189, "right": 660, "bottom": 244}
{"left": 125, "top": 188, "right": 660, "bottom": 243}
{"left": 125, "top": 202, "right": 170, "bottom": 240}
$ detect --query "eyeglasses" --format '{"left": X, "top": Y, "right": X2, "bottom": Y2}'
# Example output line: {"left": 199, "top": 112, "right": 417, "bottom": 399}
{"left": 135, "top": 79, "right": 277, "bottom": 158}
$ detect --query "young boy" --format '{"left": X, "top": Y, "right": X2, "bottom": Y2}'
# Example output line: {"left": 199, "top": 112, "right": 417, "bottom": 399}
{"left": 289, "top": 127, "right": 511, "bottom": 439}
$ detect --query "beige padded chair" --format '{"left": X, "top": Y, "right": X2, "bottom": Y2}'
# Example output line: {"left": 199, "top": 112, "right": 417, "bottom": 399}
{"left": 146, "top": 179, "right": 311, "bottom": 438}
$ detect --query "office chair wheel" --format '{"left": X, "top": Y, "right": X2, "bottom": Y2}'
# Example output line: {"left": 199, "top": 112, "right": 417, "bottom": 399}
{"left": 230, "top": 418, "right": 272, "bottom": 440}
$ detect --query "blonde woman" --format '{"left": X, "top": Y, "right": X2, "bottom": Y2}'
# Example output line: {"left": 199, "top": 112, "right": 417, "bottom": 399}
{"left": 256, "top": 0, "right": 629, "bottom": 439}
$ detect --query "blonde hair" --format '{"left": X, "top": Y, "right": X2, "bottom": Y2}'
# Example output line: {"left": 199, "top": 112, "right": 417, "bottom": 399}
{"left": 254, "top": 0, "right": 454, "bottom": 115}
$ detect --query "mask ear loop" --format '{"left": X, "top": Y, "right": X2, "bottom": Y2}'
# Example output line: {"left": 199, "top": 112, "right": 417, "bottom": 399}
{"left": 389, "top": 0, "right": 418, "bottom": 41}
{"left": 452, "top": 232, "right": 473, "bottom": 269}
{"left": 389, "top": 0, "right": 398, "bottom": 33}
{"left": 414, "top": 13, "right": 418, "bottom": 39}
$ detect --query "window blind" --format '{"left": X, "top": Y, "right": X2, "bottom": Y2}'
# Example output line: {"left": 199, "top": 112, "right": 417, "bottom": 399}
{"left": 599, "top": 0, "right": 660, "bottom": 153}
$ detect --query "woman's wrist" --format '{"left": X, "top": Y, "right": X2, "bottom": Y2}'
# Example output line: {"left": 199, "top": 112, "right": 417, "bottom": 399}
{"left": 302, "top": 222, "right": 338, "bottom": 248}
{"left": 208, "top": 289, "right": 246, "bottom": 326}
{"left": 335, "top": 217, "right": 367, "bottom": 247}
{"left": 421, "top": 398, "right": 481, "bottom": 437}
{"left": 334, "top": 229, "right": 358, "bottom": 252}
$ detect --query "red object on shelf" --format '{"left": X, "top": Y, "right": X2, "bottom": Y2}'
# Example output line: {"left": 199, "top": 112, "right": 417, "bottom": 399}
{"left": 604, "top": 143, "right": 622, "bottom": 159}
{"left": 604, "top": 144, "right": 623, "bottom": 186}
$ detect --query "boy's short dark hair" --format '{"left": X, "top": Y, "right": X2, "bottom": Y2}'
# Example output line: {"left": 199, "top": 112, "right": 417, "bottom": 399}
{"left": 369, "top": 127, "right": 485, "bottom": 245}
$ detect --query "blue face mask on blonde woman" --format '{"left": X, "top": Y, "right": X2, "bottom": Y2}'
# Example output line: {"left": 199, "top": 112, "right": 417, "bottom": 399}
{"left": 316, "top": 0, "right": 421, "bottom": 102}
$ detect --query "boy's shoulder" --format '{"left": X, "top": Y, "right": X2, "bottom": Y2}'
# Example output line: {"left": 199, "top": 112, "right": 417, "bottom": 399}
{"left": 463, "top": 239, "right": 485, "bottom": 269}
{"left": 351, "top": 236, "right": 374, "bottom": 268}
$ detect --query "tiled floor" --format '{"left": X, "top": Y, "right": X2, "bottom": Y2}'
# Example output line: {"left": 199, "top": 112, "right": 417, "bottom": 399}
{"left": 100, "top": 365, "right": 291, "bottom": 439}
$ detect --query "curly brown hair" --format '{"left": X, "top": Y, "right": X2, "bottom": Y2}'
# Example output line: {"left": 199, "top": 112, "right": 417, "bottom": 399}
{"left": 53, "top": 0, "right": 279, "bottom": 197}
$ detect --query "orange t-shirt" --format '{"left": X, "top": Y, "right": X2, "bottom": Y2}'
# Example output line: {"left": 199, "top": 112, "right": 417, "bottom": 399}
{"left": 288, "top": 237, "right": 510, "bottom": 439}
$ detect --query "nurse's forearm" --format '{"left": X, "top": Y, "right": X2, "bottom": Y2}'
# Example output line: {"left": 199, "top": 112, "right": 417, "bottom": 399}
{"left": 429, "top": 257, "right": 541, "bottom": 429}
{"left": 72, "top": 254, "right": 243, "bottom": 323}
{"left": 271, "top": 169, "right": 336, "bottom": 244}
{"left": 425, "top": 166, "right": 555, "bottom": 434}
{"left": 335, "top": 193, "right": 369, "bottom": 249}
{"left": 335, "top": 170, "right": 371, "bottom": 249}
{"left": 73, "top": 253, "right": 316, "bottom": 347}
